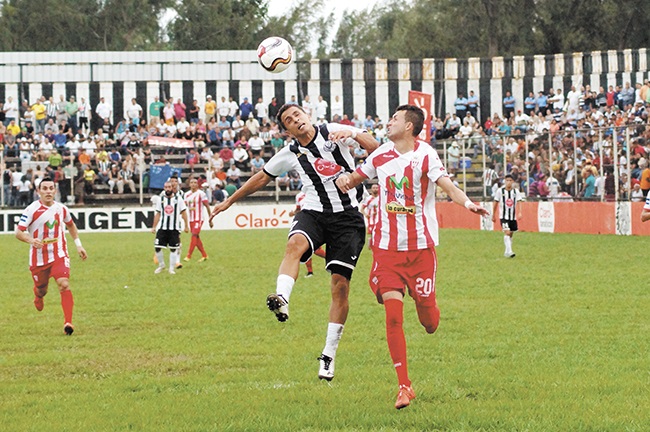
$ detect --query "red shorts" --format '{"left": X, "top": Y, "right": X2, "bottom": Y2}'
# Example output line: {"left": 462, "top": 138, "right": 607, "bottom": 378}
{"left": 190, "top": 221, "right": 203, "bottom": 235}
{"left": 30, "top": 258, "right": 70, "bottom": 290}
{"left": 369, "top": 247, "right": 437, "bottom": 306}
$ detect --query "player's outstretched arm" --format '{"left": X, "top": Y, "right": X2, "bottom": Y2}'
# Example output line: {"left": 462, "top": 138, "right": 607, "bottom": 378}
{"left": 336, "top": 171, "right": 365, "bottom": 194}
{"left": 210, "top": 171, "right": 273, "bottom": 221}
{"left": 437, "top": 176, "right": 490, "bottom": 216}
{"left": 65, "top": 221, "right": 88, "bottom": 260}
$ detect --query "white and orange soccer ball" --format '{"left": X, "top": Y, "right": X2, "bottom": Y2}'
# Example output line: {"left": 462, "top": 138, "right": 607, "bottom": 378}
{"left": 257, "top": 37, "right": 294, "bottom": 73}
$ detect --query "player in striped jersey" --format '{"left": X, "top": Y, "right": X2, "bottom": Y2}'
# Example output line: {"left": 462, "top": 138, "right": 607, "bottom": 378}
{"left": 211, "top": 103, "right": 378, "bottom": 381}
{"left": 15, "top": 177, "right": 88, "bottom": 335}
{"left": 492, "top": 174, "right": 524, "bottom": 258}
{"left": 336, "top": 105, "right": 488, "bottom": 409}
{"left": 183, "top": 178, "right": 213, "bottom": 262}
{"left": 152, "top": 181, "right": 189, "bottom": 274}
{"left": 360, "top": 183, "right": 380, "bottom": 248}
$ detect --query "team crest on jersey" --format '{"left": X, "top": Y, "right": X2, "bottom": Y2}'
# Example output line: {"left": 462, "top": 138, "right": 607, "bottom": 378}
{"left": 164, "top": 205, "right": 174, "bottom": 215}
{"left": 505, "top": 198, "right": 514, "bottom": 207}
{"left": 314, "top": 158, "right": 342, "bottom": 177}
{"left": 322, "top": 140, "right": 337, "bottom": 152}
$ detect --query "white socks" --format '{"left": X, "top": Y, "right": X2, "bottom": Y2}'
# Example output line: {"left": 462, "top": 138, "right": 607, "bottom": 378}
{"left": 276, "top": 274, "right": 295, "bottom": 303}
{"left": 155, "top": 251, "right": 165, "bottom": 268}
{"left": 504, "top": 235, "right": 513, "bottom": 254}
{"left": 322, "top": 322, "right": 344, "bottom": 358}
{"left": 169, "top": 250, "right": 179, "bottom": 270}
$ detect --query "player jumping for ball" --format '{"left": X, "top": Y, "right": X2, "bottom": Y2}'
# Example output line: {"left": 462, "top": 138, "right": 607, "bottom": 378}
{"left": 15, "top": 176, "right": 88, "bottom": 335}
{"left": 211, "top": 103, "right": 378, "bottom": 381}
{"left": 336, "top": 105, "right": 489, "bottom": 409}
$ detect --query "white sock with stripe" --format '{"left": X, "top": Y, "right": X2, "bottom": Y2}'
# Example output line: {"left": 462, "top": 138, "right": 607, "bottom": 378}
{"left": 276, "top": 274, "right": 295, "bottom": 303}
{"left": 322, "top": 322, "right": 344, "bottom": 358}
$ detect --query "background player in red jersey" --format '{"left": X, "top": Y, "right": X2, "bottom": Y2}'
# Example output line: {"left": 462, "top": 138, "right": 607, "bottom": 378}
{"left": 184, "top": 177, "right": 213, "bottom": 262}
{"left": 360, "top": 183, "right": 379, "bottom": 248}
{"left": 337, "top": 105, "right": 489, "bottom": 409}
{"left": 15, "top": 177, "right": 88, "bottom": 335}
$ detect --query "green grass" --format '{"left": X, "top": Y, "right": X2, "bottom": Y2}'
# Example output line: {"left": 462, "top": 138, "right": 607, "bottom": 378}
{"left": 1, "top": 228, "right": 649, "bottom": 431}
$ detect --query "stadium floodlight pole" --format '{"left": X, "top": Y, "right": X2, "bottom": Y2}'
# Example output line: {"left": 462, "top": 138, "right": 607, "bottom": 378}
{"left": 613, "top": 128, "right": 619, "bottom": 202}
{"left": 626, "top": 127, "right": 631, "bottom": 200}
{"left": 598, "top": 130, "right": 604, "bottom": 202}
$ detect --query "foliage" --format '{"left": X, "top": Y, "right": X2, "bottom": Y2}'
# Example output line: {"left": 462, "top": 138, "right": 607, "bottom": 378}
{"left": 1, "top": 228, "right": 650, "bottom": 430}
{"left": 0, "top": 0, "right": 649, "bottom": 56}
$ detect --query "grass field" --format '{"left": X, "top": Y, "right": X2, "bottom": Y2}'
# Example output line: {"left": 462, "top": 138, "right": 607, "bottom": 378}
{"left": 1, "top": 228, "right": 649, "bottom": 431}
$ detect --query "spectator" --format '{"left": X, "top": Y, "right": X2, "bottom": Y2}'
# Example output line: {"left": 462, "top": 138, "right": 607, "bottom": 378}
{"left": 255, "top": 97, "right": 267, "bottom": 124}
{"left": 250, "top": 154, "right": 265, "bottom": 174}
{"left": 226, "top": 163, "right": 241, "bottom": 189}
{"left": 205, "top": 95, "right": 217, "bottom": 122}
{"left": 271, "top": 133, "right": 284, "bottom": 153}
{"left": 107, "top": 164, "right": 120, "bottom": 194}
{"left": 233, "top": 142, "right": 249, "bottom": 170}
{"left": 315, "top": 95, "right": 328, "bottom": 121}
{"left": 118, "top": 162, "right": 136, "bottom": 194}
{"left": 503, "top": 91, "right": 516, "bottom": 118}
{"left": 239, "top": 97, "right": 253, "bottom": 120}
{"left": 467, "top": 91, "right": 479, "bottom": 118}
{"left": 217, "top": 96, "right": 230, "bottom": 122}
{"left": 82, "top": 165, "right": 97, "bottom": 196}
{"left": 219, "top": 145, "right": 234, "bottom": 166}
{"left": 268, "top": 97, "right": 280, "bottom": 122}
{"left": 188, "top": 99, "right": 200, "bottom": 124}
{"left": 454, "top": 93, "right": 468, "bottom": 118}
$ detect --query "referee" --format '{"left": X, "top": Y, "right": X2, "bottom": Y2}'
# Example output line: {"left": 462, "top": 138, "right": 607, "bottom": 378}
{"left": 492, "top": 174, "right": 524, "bottom": 258}
{"left": 152, "top": 181, "right": 189, "bottom": 274}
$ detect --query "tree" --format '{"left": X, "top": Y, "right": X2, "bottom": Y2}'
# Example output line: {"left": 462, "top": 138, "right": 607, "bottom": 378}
{"left": 169, "top": 0, "right": 268, "bottom": 50}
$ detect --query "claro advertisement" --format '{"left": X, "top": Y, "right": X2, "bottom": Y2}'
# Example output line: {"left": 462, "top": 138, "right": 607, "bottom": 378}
{"left": 0, "top": 204, "right": 295, "bottom": 234}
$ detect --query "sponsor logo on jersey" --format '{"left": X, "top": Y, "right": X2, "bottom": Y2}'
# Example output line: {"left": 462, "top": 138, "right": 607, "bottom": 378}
{"left": 506, "top": 198, "right": 514, "bottom": 207}
{"left": 388, "top": 175, "right": 410, "bottom": 191}
{"left": 314, "top": 158, "right": 342, "bottom": 177}
{"left": 386, "top": 201, "right": 416, "bottom": 215}
{"left": 45, "top": 220, "right": 59, "bottom": 229}
{"left": 164, "top": 205, "right": 174, "bottom": 215}
{"left": 43, "top": 237, "right": 59, "bottom": 244}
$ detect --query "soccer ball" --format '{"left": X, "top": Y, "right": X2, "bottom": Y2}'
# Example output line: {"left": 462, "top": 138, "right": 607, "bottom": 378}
{"left": 257, "top": 37, "right": 294, "bottom": 73}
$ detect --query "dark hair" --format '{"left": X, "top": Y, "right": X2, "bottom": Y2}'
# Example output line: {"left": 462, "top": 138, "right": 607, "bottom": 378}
{"left": 39, "top": 176, "right": 54, "bottom": 187}
{"left": 504, "top": 174, "right": 513, "bottom": 180}
{"left": 395, "top": 104, "right": 424, "bottom": 137}
{"left": 276, "top": 103, "right": 305, "bottom": 130}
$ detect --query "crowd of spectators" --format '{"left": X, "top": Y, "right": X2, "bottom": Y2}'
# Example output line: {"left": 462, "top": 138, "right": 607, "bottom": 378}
{"left": 3, "top": 79, "right": 650, "bottom": 207}
{"left": 440, "top": 81, "right": 650, "bottom": 201}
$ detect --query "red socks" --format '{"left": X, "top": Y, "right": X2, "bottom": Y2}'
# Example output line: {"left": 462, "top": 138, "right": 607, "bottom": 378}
{"left": 305, "top": 258, "right": 313, "bottom": 273}
{"left": 60, "top": 290, "right": 74, "bottom": 324}
{"left": 384, "top": 298, "right": 410, "bottom": 387}
{"left": 315, "top": 247, "right": 326, "bottom": 258}
{"left": 188, "top": 235, "right": 207, "bottom": 258}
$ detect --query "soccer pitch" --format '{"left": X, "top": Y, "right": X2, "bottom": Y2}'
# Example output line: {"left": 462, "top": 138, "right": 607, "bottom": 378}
{"left": 1, "top": 228, "right": 649, "bottom": 431}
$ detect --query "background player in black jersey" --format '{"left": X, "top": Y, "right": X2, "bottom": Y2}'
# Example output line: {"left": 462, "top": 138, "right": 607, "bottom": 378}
{"left": 492, "top": 174, "right": 524, "bottom": 257}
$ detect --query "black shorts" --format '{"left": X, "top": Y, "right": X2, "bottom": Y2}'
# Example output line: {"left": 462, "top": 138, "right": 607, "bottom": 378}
{"left": 155, "top": 229, "right": 181, "bottom": 248}
{"left": 290, "top": 209, "right": 366, "bottom": 278}
{"left": 500, "top": 219, "right": 518, "bottom": 232}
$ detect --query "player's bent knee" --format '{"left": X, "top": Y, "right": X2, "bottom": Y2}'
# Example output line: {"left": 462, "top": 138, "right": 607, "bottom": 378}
{"left": 57, "top": 279, "right": 70, "bottom": 292}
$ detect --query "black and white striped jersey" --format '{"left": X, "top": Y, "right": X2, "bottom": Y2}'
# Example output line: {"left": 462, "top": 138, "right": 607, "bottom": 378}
{"left": 493, "top": 186, "right": 524, "bottom": 220}
{"left": 263, "top": 123, "right": 366, "bottom": 213}
{"left": 156, "top": 194, "right": 187, "bottom": 231}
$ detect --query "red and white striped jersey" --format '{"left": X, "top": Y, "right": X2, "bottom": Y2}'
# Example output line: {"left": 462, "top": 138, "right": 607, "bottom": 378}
{"left": 356, "top": 140, "right": 448, "bottom": 251}
{"left": 361, "top": 194, "right": 380, "bottom": 228}
{"left": 17, "top": 200, "right": 72, "bottom": 267}
{"left": 184, "top": 189, "right": 209, "bottom": 223}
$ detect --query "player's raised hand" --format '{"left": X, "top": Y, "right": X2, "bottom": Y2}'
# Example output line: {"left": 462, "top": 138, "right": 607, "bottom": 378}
{"left": 328, "top": 130, "right": 353, "bottom": 142}
{"left": 336, "top": 174, "right": 352, "bottom": 193}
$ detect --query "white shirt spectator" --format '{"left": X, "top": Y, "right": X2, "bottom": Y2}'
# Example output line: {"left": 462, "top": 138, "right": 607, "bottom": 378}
{"left": 228, "top": 100, "right": 238, "bottom": 117}
{"left": 96, "top": 101, "right": 112, "bottom": 120}
{"left": 233, "top": 147, "right": 249, "bottom": 163}
{"left": 255, "top": 102, "right": 268, "bottom": 120}
{"left": 248, "top": 136, "right": 264, "bottom": 152}
{"left": 39, "top": 141, "right": 54, "bottom": 157}
{"left": 315, "top": 98, "right": 328, "bottom": 119}
{"left": 231, "top": 118, "right": 244, "bottom": 133}
{"left": 12, "top": 170, "right": 23, "bottom": 187}
{"left": 4, "top": 98, "right": 18, "bottom": 120}
{"left": 66, "top": 139, "right": 81, "bottom": 155}
{"left": 551, "top": 92, "right": 565, "bottom": 110}
{"left": 126, "top": 103, "right": 142, "bottom": 121}
{"left": 177, "top": 119, "right": 190, "bottom": 134}
{"left": 82, "top": 139, "right": 97, "bottom": 156}
{"left": 331, "top": 97, "right": 343, "bottom": 118}
{"left": 566, "top": 89, "right": 580, "bottom": 112}
{"left": 218, "top": 100, "right": 230, "bottom": 117}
